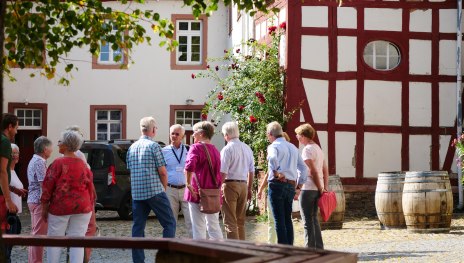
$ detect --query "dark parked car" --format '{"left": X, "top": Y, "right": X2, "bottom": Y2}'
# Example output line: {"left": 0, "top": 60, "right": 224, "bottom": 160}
{"left": 80, "top": 139, "right": 166, "bottom": 220}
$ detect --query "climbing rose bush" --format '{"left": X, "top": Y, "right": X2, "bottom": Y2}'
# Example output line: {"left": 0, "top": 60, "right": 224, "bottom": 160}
{"left": 194, "top": 23, "right": 295, "bottom": 168}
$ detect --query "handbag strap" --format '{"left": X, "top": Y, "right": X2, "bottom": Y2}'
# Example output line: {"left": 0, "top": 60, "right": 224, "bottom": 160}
{"left": 193, "top": 142, "right": 218, "bottom": 189}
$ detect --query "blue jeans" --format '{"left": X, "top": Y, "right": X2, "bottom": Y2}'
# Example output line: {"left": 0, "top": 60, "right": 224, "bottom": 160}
{"left": 299, "top": 190, "right": 323, "bottom": 249}
{"left": 132, "top": 192, "right": 176, "bottom": 263}
{"left": 268, "top": 180, "right": 295, "bottom": 245}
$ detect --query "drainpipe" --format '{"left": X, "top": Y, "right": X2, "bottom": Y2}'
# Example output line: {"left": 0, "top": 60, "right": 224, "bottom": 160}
{"left": 457, "top": 0, "right": 463, "bottom": 210}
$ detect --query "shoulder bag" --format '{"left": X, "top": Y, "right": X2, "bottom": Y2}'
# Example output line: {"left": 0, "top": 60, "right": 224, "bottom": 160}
{"left": 193, "top": 143, "right": 221, "bottom": 214}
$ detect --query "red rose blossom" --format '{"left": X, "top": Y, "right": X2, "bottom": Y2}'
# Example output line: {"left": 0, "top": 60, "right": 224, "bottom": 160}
{"left": 268, "top": 25, "right": 277, "bottom": 35}
{"left": 279, "top": 22, "right": 286, "bottom": 30}
{"left": 215, "top": 65, "right": 219, "bottom": 71}
{"left": 191, "top": 73, "right": 196, "bottom": 79}
{"left": 217, "top": 92, "right": 224, "bottom": 100}
{"left": 201, "top": 113, "right": 208, "bottom": 120}
{"left": 249, "top": 115, "right": 257, "bottom": 123}
{"left": 236, "top": 48, "right": 241, "bottom": 53}
{"left": 238, "top": 105, "right": 245, "bottom": 111}
{"left": 207, "top": 65, "right": 210, "bottom": 69}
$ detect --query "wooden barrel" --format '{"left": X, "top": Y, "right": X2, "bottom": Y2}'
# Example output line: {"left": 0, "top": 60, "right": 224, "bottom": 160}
{"left": 402, "top": 171, "right": 453, "bottom": 233}
{"left": 375, "top": 172, "right": 406, "bottom": 229}
{"left": 317, "top": 174, "right": 345, "bottom": 230}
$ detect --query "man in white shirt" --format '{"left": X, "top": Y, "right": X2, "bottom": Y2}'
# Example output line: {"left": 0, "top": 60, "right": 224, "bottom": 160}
{"left": 220, "top": 122, "right": 254, "bottom": 240}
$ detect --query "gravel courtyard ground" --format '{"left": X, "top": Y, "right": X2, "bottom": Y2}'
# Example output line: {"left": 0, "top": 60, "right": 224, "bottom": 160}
{"left": 10, "top": 206, "right": 464, "bottom": 262}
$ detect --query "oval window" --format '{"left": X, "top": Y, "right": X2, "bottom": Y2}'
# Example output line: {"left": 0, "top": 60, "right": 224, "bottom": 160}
{"left": 363, "top": 41, "right": 401, "bottom": 71}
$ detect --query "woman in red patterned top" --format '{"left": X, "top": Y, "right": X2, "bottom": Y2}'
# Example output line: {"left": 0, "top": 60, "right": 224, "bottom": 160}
{"left": 41, "top": 130, "right": 95, "bottom": 263}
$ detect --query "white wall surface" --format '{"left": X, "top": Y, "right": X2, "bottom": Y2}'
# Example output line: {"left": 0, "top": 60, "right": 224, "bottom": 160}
{"left": 439, "top": 9, "right": 457, "bottom": 33}
{"left": 440, "top": 135, "right": 457, "bottom": 173}
{"left": 337, "top": 7, "right": 357, "bottom": 29}
{"left": 364, "top": 133, "right": 402, "bottom": 178}
{"left": 410, "top": 9, "right": 432, "bottom": 33}
{"left": 439, "top": 82, "right": 457, "bottom": 127}
{"left": 364, "top": 80, "right": 402, "bottom": 126}
{"left": 4, "top": 0, "right": 229, "bottom": 159}
{"left": 337, "top": 36, "right": 357, "bottom": 72}
{"left": 409, "top": 82, "right": 431, "bottom": 127}
{"left": 336, "top": 132, "right": 356, "bottom": 178}
{"left": 301, "top": 6, "right": 328, "bottom": 28}
{"left": 409, "top": 135, "right": 431, "bottom": 171}
{"left": 301, "top": 36, "right": 329, "bottom": 72}
{"left": 438, "top": 40, "right": 463, "bottom": 76}
{"left": 302, "top": 78, "right": 328, "bottom": 123}
{"left": 336, "top": 80, "right": 357, "bottom": 124}
{"left": 364, "top": 8, "right": 402, "bottom": 32}
{"left": 409, "top": 40, "right": 432, "bottom": 75}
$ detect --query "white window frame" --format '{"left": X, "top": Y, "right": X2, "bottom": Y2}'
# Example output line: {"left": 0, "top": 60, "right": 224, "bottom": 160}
{"left": 95, "top": 110, "right": 122, "bottom": 140}
{"left": 98, "top": 22, "right": 124, "bottom": 65}
{"left": 363, "top": 40, "right": 401, "bottom": 71}
{"left": 176, "top": 20, "right": 203, "bottom": 65}
{"left": 14, "top": 108, "right": 42, "bottom": 130}
{"left": 175, "top": 110, "right": 202, "bottom": 131}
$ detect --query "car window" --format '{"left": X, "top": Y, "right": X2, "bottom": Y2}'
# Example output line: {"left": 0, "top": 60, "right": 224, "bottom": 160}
{"left": 113, "top": 144, "right": 129, "bottom": 172}
{"left": 88, "top": 149, "right": 112, "bottom": 169}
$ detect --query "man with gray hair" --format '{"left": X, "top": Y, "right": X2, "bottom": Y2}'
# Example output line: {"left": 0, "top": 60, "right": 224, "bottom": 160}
{"left": 162, "top": 124, "right": 192, "bottom": 238}
{"left": 220, "top": 121, "right": 254, "bottom": 240}
{"left": 126, "top": 117, "right": 176, "bottom": 263}
{"left": 266, "top": 121, "right": 308, "bottom": 245}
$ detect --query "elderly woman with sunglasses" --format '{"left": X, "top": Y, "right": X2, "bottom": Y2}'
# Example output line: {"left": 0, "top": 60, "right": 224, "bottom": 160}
{"left": 41, "top": 130, "right": 95, "bottom": 263}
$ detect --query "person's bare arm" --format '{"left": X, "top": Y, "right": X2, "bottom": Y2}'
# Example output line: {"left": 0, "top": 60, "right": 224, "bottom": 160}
{"left": 257, "top": 172, "right": 269, "bottom": 199}
{"left": 322, "top": 160, "right": 329, "bottom": 190}
{"left": 158, "top": 166, "right": 168, "bottom": 190}
{"left": 0, "top": 157, "right": 17, "bottom": 213}
{"left": 185, "top": 170, "right": 198, "bottom": 198}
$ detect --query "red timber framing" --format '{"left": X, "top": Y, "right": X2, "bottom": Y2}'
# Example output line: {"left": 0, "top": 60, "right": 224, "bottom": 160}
{"left": 285, "top": 0, "right": 459, "bottom": 186}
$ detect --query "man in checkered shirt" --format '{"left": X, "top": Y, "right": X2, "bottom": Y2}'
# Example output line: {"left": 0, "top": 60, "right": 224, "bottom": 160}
{"left": 126, "top": 116, "right": 176, "bottom": 263}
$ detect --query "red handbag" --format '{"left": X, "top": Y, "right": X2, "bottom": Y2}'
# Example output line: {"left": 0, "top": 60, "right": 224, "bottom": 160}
{"left": 318, "top": 191, "right": 337, "bottom": 222}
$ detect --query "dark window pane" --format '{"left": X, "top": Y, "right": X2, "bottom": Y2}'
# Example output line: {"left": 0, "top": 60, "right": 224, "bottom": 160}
{"left": 193, "top": 111, "right": 201, "bottom": 118}
{"left": 185, "top": 119, "right": 192, "bottom": 125}
{"left": 110, "top": 123, "right": 121, "bottom": 132}
{"left": 25, "top": 110, "right": 32, "bottom": 117}
{"left": 25, "top": 118, "right": 32, "bottom": 126}
{"left": 178, "top": 53, "right": 187, "bottom": 61}
{"left": 176, "top": 120, "right": 183, "bottom": 125}
{"left": 191, "top": 22, "right": 201, "bottom": 31}
{"left": 179, "top": 22, "right": 188, "bottom": 30}
{"left": 191, "top": 45, "right": 200, "bottom": 53}
{"left": 17, "top": 110, "right": 24, "bottom": 117}
{"left": 179, "top": 36, "right": 187, "bottom": 44}
{"left": 185, "top": 111, "right": 192, "bottom": 118}
{"left": 191, "top": 53, "right": 200, "bottom": 62}
{"left": 97, "top": 133, "right": 107, "bottom": 140}
{"left": 33, "top": 110, "right": 41, "bottom": 117}
{"left": 33, "top": 119, "right": 40, "bottom": 126}
{"left": 19, "top": 119, "right": 24, "bottom": 126}
{"left": 110, "top": 133, "right": 121, "bottom": 140}
{"left": 179, "top": 45, "right": 187, "bottom": 52}
{"left": 192, "top": 36, "right": 200, "bottom": 45}
{"left": 97, "top": 111, "right": 108, "bottom": 120}
{"left": 97, "top": 123, "right": 107, "bottom": 132}
{"left": 176, "top": 111, "right": 184, "bottom": 118}
{"left": 110, "top": 111, "right": 121, "bottom": 120}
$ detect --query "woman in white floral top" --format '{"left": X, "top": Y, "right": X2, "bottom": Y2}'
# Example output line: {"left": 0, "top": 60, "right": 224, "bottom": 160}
{"left": 27, "top": 136, "right": 53, "bottom": 263}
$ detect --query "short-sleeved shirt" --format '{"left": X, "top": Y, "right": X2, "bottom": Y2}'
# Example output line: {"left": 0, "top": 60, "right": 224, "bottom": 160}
{"left": 301, "top": 143, "right": 325, "bottom": 191}
{"left": 0, "top": 135, "right": 12, "bottom": 195}
{"left": 162, "top": 144, "right": 188, "bottom": 186}
{"left": 27, "top": 154, "right": 47, "bottom": 204}
{"left": 41, "top": 157, "right": 94, "bottom": 216}
{"left": 220, "top": 138, "right": 254, "bottom": 181}
{"left": 126, "top": 135, "right": 166, "bottom": 200}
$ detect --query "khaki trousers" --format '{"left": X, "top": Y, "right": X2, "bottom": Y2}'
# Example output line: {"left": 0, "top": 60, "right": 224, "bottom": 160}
{"left": 221, "top": 181, "right": 248, "bottom": 240}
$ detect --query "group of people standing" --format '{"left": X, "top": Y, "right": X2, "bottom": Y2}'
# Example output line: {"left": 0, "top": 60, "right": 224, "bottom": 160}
{"left": 127, "top": 116, "right": 329, "bottom": 263}
{"left": 0, "top": 113, "right": 96, "bottom": 263}
{"left": 0, "top": 112, "right": 329, "bottom": 263}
